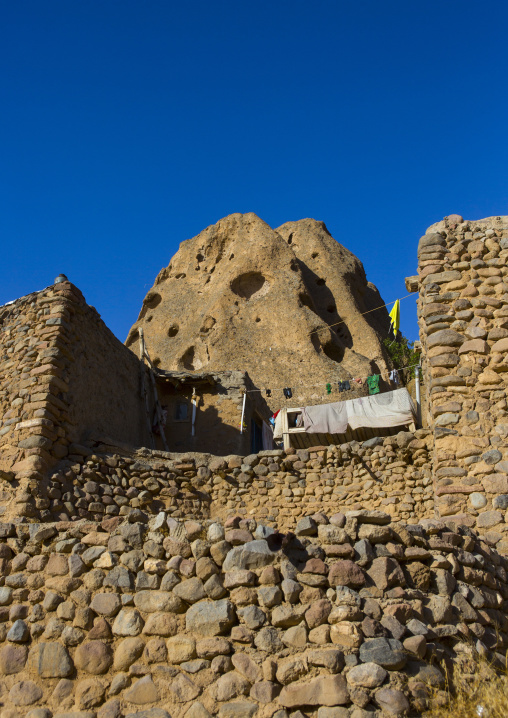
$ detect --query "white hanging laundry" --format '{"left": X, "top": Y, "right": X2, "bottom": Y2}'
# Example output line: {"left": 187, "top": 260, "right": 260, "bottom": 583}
{"left": 302, "top": 402, "right": 348, "bottom": 434}
{"left": 262, "top": 421, "right": 274, "bottom": 450}
{"left": 389, "top": 369, "right": 400, "bottom": 386}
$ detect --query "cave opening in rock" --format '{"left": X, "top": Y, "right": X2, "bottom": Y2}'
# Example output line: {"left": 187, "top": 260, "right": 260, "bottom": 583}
{"left": 322, "top": 340, "right": 344, "bottom": 363}
{"left": 299, "top": 292, "right": 314, "bottom": 310}
{"left": 181, "top": 346, "right": 195, "bottom": 370}
{"left": 143, "top": 292, "right": 162, "bottom": 309}
{"left": 125, "top": 329, "right": 139, "bottom": 348}
{"left": 200, "top": 316, "right": 216, "bottom": 333}
{"left": 231, "top": 272, "right": 267, "bottom": 300}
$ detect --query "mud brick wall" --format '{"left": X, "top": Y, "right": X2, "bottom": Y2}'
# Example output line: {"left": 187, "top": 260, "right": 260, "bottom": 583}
{"left": 416, "top": 214, "right": 508, "bottom": 552}
{"left": 0, "top": 511, "right": 506, "bottom": 718}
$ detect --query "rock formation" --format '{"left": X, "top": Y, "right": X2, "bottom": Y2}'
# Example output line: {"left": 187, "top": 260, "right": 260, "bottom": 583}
{"left": 126, "top": 214, "right": 392, "bottom": 409}
{"left": 1, "top": 213, "right": 508, "bottom": 717}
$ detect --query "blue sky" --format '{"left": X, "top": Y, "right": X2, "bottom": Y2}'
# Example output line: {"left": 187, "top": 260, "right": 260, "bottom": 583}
{"left": 1, "top": 1, "right": 507, "bottom": 343}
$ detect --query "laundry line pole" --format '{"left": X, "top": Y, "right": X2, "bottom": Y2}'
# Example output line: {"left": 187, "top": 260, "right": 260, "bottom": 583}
{"left": 281, "top": 408, "right": 290, "bottom": 451}
{"left": 414, "top": 365, "right": 422, "bottom": 428}
{"left": 191, "top": 387, "right": 197, "bottom": 437}
{"left": 240, "top": 391, "right": 247, "bottom": 434}
{"left": 138, "top": 327, "right": 169, "bottom": 451}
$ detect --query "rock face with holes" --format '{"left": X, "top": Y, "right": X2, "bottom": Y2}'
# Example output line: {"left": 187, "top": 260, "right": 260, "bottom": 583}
{"left": 127, "top": 213, "right": 392, "bottom": 409}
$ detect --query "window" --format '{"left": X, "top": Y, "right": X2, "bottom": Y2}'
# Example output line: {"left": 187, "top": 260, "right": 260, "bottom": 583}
{"left": 174, "top": 400, "right": 189, "bottom": 421}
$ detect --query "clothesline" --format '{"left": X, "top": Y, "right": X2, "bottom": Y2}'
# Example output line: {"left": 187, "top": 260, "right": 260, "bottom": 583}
{"left": 307, "top": 293, "right": 417, "bottom": 338}
{"left": 244, "top": 362, "right": 421, "bottom": 395}
{"left": 272, "top": 387, "right": 417, "bottom": 439}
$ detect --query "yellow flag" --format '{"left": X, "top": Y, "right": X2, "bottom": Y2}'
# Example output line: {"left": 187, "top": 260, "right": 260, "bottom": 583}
{"left": 389, "top": 299, "right": 400, "bottom": 335}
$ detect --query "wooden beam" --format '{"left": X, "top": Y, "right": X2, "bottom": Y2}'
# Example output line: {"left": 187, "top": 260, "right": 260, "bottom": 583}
{"left": 138, "top": 328, "right": 155, "bottom": 450}
{"left": 139, "top": 328, "right": 169, "bottom": 452}
{"left": 281, "top": 408, "right": 291, "bottom": 451}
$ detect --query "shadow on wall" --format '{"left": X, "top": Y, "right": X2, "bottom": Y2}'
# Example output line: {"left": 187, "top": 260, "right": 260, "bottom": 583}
{"left": 337, "top": 269, "right": 395, "bottom": 387}
{"left": 159, "top": 401, "right": 249, "bottom": 456}
{"left": 342, "top": 269, "right": 393, "bottom": 339}
{"left": 296, "top": 259, "right": 353, "bottom": 355}
{"left": 362, "top": 282, "right": 392, "bottom": 337}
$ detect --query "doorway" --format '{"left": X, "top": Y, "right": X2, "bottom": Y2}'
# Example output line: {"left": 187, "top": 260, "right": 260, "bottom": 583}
{"left": 251, "top": 416, "right": 263, "bottom": 453}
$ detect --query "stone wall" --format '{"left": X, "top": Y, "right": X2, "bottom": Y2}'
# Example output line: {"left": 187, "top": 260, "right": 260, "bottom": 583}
{"left": 416, "top": 214, "right": 508, "bottom": 552}
{"left": 0, "top": 286, "right": 59, "bottom": 479}
{"left": 34, "top": 445, "right": 213, "bottom": 525}
{"left": 62, "top": 288, "right": 150, "bottom": 452}
{"left": 0, "top": 280, "right": 151, "bottom": 521}
{"left": 0, "top": 509, "right": 506, "bottom": 718}
{"left": 3, "top": 215, "right": 508, "bottom": 716}
{"left": 28, "top": 429, "right": 434, "bottom": 531}
{"left": 208, "top": 433, "right": 433, "bottom": 528}
{"left": 1, "top": 277, "right": 273, "bottom": 496}
{"left": 0, "top": 284, "right": 85, "bottom": 521}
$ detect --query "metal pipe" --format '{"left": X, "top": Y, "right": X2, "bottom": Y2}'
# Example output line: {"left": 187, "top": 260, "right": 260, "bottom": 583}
{"left": 415, "top": 365, "right": 422, "bottom": 427}
{"left": 240, "top": 391, "right": 247, "bottom": 434}
{"left": 191, "top": 387, "right": 197, "bottom": 437}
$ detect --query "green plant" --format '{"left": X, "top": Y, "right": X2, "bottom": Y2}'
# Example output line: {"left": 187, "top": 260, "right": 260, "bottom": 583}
{"left": 383, "top": 334, "right": 420, "bottom": 379}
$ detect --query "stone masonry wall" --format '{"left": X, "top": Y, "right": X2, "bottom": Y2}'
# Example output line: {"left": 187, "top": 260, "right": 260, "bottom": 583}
{"left": 0, "top": 284, "right": 83, "bottom": 521}
{"left": 3, "top": 215, "right": 508, "bottom": 716}
{"left": 208, "top": 433, "right": 433, "bottom": 528}
{"left": 0, "top": 280, "right": 151, "bottom": 521}
{"left": 416, "top": 214, "right": 508, "bottom": 552}
{"left": 26, "top": 429, "right": 434, "bottom": 530}
{"left": 0, "top": 510, "right": 506, "bottom": 718}
{"left": 0, "top": 287, "right": 60, "bottom": 479}
{"left": 62, "top": 287, "right": 150, "bottom": 452}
